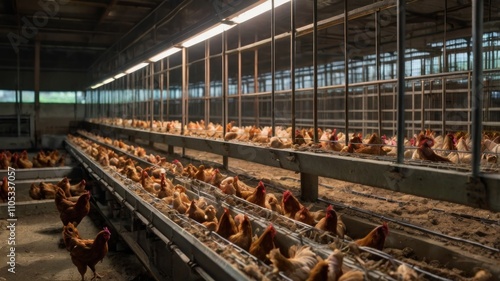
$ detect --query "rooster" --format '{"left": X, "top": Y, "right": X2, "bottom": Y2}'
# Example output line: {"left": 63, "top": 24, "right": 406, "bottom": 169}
{"left": 268, "top": 245, "right": 319, "bottom": 280}
{"left": 249, "top": 224, "right": 277, "bottom": 263}
{"left": 60, "top": 191, "right": 91, "bottom": 226}
{"left": 315, "top": 205, "right": 346, "bottom": 238}
{"left": 68, "top": 226, "right": 111, "bottom": 281}
{"left": 354, "top": 222, "right": 389, "bottom": 251}
{"left": 282, "top": 190, "right": 304, "bottom": 219}
{"left": 229, "top": 214, "right": 253, "bottom": 251}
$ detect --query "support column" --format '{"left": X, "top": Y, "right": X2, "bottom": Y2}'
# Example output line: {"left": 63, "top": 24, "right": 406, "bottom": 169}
{"left": 471, "top": 0, "right": 484, "bottom": 177}
{"left": 300, "top": 173, "right": 318, "bottom": 202}
{"left": 396, "top": 0, "right": 406, "bottom": 164}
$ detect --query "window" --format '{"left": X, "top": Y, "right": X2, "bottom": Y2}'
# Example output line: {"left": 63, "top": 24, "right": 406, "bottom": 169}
{"left": 40, "top": 91, "right": 76, "bottom": 103}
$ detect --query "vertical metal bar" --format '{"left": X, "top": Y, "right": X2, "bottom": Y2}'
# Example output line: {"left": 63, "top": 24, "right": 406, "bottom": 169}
{"left": 34, "top": 39, "right": 40, "bottom": 146}
{"left": 182, "top": 48, "right": 187, "bottom": 136}
{"left": 166, "top": 58, "right": 170, "bottom": 121}
{"left": 313, "top": 0, "right": 318, "bottom": 142}
{"left": 291, "top": 0, "right": 296, "bottom": 143}
{"left": 376, "top": 11, "right": 382, "bottom": 135}
{"left": 160, "top": 60, "right": 164, "bottom": 122}
{"left": 150, "top": 63, "right": 154, "bottom": 130}
{"left": 442, "top": 77, "right": 446, "bottom": 135}
{"left": 344, "top": 0, "right": 349, "bottom": 146}
{"left": 222, "top": 30, "right": 229, "bottom": 168}
{"left": 205, "top": 40, "right": 210, "bottom": 125}
{"left": 16, "top": 42, "right": 21, "bottom": 138}
{"left": 471, "top": 0, "right": 484, "bottom": 177}
{"left": 443, "top": 0, "right": 448, "bottom": 72}
{"left": 238, "top": 29, "right": 242, "bottom": 126}
{"left": 254, "top": 45, "right": 259, "bottom": 127}
{"left": 396, "top": 0, "right": 406, "bottom": 164}
{"left": 271, "top": 0, "right": 276, "bottom": 136}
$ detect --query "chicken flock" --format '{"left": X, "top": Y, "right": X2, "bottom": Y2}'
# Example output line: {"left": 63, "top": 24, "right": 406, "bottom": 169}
{"left": 92, "top": 118, "right": 500, "bottom": 167}
{"left": 25, "top": 169, "right": 110, "bottom": 280}
{"left": 64, "top": 130, "right": 422, "bottom": 281}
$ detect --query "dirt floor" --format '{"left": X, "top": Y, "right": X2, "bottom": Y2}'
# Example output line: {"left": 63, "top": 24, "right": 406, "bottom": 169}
{"left": 0, "top": 209, "right": 153, "bottom": 281}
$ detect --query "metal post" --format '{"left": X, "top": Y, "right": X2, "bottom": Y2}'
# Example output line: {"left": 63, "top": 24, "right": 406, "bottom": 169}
{"left": 471, "top": 0, "right": 484, "bottom": 177}
{"left": 376, "top": 11, "right": 382, "bottom": 135}
{"left": 344, "top": 0, "right": 349, "bottom": 145}
{"left": 238, "top": 30, "right": 242, "bottom": 126}
{"left": 442, "top": 77, "right": 446, "bottom": 135}
{"left": 205, "top": 40, "right": 210, "bottom": 125}
{"left": 396, "top": 0, "right": 406, "bottom": 164}
{"left": 291, "top": 0, "right": 296, "bottom": 143}
{"left": 182, "top": 48, "right": 188, "bottom": 156}
{"left": 271, "top": 0, "right": 276, "bottom": 136}
{"left": 34, "top": 39, "right": 40, "bottom": 147}
{"left": 222, "top": 31, "right": 228, "bottom": 168}
{"left": 150, "top": 63, "right": 154, "bottom": 131}
{"left": 313, "top": 0, "right": 318, "bottom": 142}
{"left": 254, "top": 45, "right": 259, "bottom": 127}
{"left": 443, "top": 0, "right": 448, "bottom": 73}
{"left": 160, "top": 60, "right": 164, "bottom": 122}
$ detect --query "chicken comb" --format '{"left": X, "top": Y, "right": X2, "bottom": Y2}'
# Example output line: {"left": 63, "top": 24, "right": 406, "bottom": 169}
{"left": 382, "top": 222, "right": 389, "bottom": 235}
{"left": 103, "top": 227, "right": 111, "bottom": 235}
{"left": 326, "top": 205, "right": 334, "bottom": 211}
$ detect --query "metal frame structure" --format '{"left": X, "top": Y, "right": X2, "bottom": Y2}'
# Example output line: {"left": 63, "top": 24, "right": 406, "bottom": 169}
{"left": 84, "top": 1, "right": 499, "bottom": 212}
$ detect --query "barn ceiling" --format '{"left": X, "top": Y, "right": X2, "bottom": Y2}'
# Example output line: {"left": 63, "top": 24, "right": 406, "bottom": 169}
{"left": 0, "top": 0, "right": 498, "bottom": 82}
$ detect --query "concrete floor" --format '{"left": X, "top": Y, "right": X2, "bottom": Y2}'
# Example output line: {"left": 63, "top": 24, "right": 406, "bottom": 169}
{"left": 0, "top": 207, "right": 152, "bottom": 281}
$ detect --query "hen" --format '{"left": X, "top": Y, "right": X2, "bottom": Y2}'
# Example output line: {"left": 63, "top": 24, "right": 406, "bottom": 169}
{"left": 1, "top": 177, "right": 8, "bottom": 202}
{"left": 70, "top": 179, "right": 87, "bottom": 196}
{"left": 354, "top": 222, "right": 389, "bottom": 251}
{"left": 246, "top": 181, "right": 270, "bottom": 209}
{"left": 268, "top": 245, "right": 319, "bottom": 281}
{"left": 306, "top": 249, "right": 343, "bottom": 281}
{"left": 249, "top": 224, "right": 277, "bottom": 263}
{"left": 186, "top": 199, "right": 207, "bottom": 223}
{"left": 17, "top": 150, "right": 33, "bottom": 169}
{"left": 415, "top": 134, "right": 451, "bottom": 162}
{"left": 294, "top": 206, "right": 316, "bottom": 226}
{"left": 315, "top": 205, "right": 346, "bottom": 238}
{"left": 55, "top": 187, "right": 76, "bottom": 213}
{"left": 229, "top": 214, "right": 253, "bottom": 251}
{"left": 68, "top": 226, "right": 111, "bottom": 281}
{"left": 282, "top": 190, "right": 304, "bottom": 219}
{"left": 60, "top": 191, "right": 91, "bottom": 226}
{"left": 216, "top": 208, "right": 238, "bottom": 239}
{"left": 57, "top": 177, "right": 72, "bottom": 198}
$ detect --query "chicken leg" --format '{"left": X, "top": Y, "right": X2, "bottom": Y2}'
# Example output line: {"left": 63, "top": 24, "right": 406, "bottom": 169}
{"left": 90, "top": 264, "right": 104, "bottom": 280}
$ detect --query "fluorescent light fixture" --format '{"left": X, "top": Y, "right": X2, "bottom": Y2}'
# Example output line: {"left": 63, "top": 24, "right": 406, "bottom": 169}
{"left": 90, "top": 83, "right": 103, "bottom": 89}
{"left": 102, "top": 77, "right": 115, "bottom": 84}
{"left": 232, "top": 0, "right": 290, "bottom": 24}
{"left": 182, "top": 23, "right": 234, "bottom": 47}
{"left": 114, "top": 73, "right": 126, "bottom": 79}
{"left": 125, "top": 62, "right": 149, "bottom": 74}
{"left": 149, "top": 47, "right": 181, "bottom": 62}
